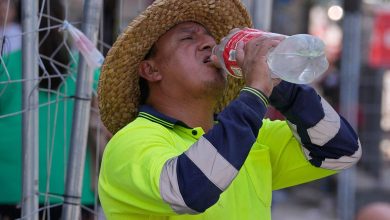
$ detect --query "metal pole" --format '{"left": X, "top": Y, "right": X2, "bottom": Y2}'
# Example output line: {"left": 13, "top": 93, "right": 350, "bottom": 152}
{"left": 337, "top": 1, "right": 361, "bottom": 220}
{"left": 21, "top": 0, "right": 39, "bottom": 219}
{"left": 252, "top": 0, "right": 273, "bottom": 31}
{"left": 61, "top": 0, "right": 103, "bottom": 219}
{"left": 115, "top": 0, "right": 123, "bottom": 36}
{"left": 240, "top": 0, "right": 273, "bottom": 31}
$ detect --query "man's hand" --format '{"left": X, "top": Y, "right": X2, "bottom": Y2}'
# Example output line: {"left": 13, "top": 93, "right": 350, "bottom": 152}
{"left": 236, "top": 34, "right": 284, "bottom": 97}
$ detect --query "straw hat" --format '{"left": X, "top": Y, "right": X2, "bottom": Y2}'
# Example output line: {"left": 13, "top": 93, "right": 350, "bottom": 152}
{"left": 98, "top": 0, "right": 252, "bottom": 134}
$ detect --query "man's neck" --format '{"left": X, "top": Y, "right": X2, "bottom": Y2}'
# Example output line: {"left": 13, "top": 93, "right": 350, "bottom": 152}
{"left": 147, "top": 95, "right": 216, "bottom": 132}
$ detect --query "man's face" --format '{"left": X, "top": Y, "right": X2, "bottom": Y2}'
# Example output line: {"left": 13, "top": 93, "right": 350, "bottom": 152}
{"left": 151, "top": 22, "right": 227, "bottom": 100}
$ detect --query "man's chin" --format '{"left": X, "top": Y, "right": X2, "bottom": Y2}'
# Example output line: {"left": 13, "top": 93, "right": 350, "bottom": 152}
{"left": 203, "top": 78, "right": 227, "bottom": 99}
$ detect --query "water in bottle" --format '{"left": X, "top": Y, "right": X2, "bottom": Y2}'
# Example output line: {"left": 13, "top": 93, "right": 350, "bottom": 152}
{"left": 212, "top": 29, "right": 329, "bottom": 84}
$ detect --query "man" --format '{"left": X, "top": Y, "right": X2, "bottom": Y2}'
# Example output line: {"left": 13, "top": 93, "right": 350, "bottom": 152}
{"left": 97, "top": 0, "right": 361, "bottom": 219}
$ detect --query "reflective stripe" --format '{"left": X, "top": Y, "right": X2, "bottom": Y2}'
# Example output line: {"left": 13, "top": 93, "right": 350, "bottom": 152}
{"left": 185, "top": 137, "right": 238, "bottom": 191}
{"left": 287, "top": 121, "right": 301, "bottom": 143}
{"left": 160, "top": 158, "right": 198, "bottom": 214}
{"left": 288, "top": 117, "right": 362, "bottom": 170}
{"left": 287, "top": 121, "right": 315, "bottom": 162}
{"left": 321, "top": 139, "right": 362, "bottom": 170}
{"left": 139, "top": 112, "right": 175, "bottom": 128}
{"left": 241, "top": 87, "right": 269, "bottom": 106}
{"left": 286, "top": 101, "right": 357, "bottom": 169}
{"left": 307, "top": 98, "right": 340, "bottom": 146}
{"left": 302, "top": 147, "right": 312, "bottom": 161}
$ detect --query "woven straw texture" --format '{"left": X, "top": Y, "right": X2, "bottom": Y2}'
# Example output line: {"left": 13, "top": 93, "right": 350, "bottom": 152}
{"left": 98, "top": 0, "right": 252, "bottom": 134}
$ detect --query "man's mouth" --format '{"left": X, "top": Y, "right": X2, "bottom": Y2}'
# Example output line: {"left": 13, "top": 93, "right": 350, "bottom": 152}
{"left": 203, "top": 56, "right": 211, "bottom": 64}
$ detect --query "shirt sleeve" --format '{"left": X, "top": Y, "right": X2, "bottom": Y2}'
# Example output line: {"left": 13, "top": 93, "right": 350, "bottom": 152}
{"left": 269, "top": 81, "right": 362, "bottom": 171}
{"left": 99, "top": 88, "right": 271, "bottom": 216}
{"left": 159, "top": 88, "right": 269, "bottom": 214}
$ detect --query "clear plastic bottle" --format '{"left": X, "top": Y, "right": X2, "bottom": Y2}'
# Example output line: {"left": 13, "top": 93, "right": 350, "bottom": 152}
{"left": 212, "top": 29, "right": 329, "bottom": 84}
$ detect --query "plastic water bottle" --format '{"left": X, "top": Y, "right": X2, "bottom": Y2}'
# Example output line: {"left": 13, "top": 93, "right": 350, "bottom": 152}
{"left": 212, "top": 29, "right": 329, "bottom": 84}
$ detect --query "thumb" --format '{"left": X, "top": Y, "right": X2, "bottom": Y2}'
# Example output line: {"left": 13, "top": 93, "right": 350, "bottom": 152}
{"left": 210, "top": 54, "right": 222, "bottom": 69}
{"left": 235, "top": 40, "right": 245, "bottom": 67}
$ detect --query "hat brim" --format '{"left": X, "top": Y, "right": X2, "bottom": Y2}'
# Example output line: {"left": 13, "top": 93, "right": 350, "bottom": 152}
{"left": 98, "top": 0, "right": 252, "bottom": 134}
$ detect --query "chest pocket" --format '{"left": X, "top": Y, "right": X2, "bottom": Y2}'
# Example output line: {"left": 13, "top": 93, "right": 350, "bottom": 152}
{"left": 244, "top": 144, "right": 272, "bottom": 207}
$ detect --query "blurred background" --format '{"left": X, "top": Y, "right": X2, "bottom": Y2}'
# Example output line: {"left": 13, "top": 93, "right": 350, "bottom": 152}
{"left": 1, "top": 0, "right": 390, "bottom": 219}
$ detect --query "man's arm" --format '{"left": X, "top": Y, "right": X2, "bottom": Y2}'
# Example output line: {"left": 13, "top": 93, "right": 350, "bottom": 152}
{"left": 99, "top": 88, "right": 270, "bottom": 216}
{"left": 269, "top": 81, "right": 362, "bottom": 170}
{"left": 160, "top": 88, "right": 268, "bottom": 214}
{"left": 159, "top": 34, "right": 286, "bottom": 214}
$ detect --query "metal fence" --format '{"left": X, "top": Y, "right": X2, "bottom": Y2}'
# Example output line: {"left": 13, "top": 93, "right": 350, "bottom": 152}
{"left": 1, "top": 0, "right": 106, "bottom": 219}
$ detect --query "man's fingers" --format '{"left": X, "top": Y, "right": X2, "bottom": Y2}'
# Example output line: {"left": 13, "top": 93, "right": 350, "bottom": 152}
{"left": 235, "top": 41, "right": 245, "bottom": 67}
{"left": 246, "top": 36, "right": 283, "bottom": 57}
{"left": 210, "top": 54, "right": 222, "bottom": 69}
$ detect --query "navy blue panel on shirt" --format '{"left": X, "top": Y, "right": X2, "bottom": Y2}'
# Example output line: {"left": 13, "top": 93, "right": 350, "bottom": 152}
{"left": 173, "top": 90, "right": 267, "bottom": 212}
{"left": 176, "top": 154, "right": 222, "bottom": 213}
{"left": 204, "top": 91, "right": 268, "bottom": 170}
{"left": 296, "top": 116, "right": 359, "bottom": 167}
{"left": 140, "top": 90, "right": 268, "bottom": 212}
{"left": 270, "top": 82, "right": 360, "bottom": 168}
{"left": 270, "top": 81, "right": 324, "bottom": 128}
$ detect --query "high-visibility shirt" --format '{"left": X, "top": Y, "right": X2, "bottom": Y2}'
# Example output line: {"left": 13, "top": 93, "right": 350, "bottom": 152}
{"left": 99, "top": 83, "right": 361, "bottom": 220}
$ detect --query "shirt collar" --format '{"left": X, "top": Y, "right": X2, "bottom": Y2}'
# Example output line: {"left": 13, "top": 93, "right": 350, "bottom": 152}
{"left": 138, "top": 105, "right": 185, "bottom": 128}
{"left": 138, "top": 104, "right": 219, "bottom": 129}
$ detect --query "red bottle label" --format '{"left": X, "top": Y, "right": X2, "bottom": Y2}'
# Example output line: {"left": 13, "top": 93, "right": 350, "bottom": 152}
{"left": 222, "top": 29, "right": 263, "bottom": 77}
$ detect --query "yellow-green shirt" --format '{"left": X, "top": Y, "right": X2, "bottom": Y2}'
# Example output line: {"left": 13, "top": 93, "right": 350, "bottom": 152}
{"left": 99, "top": 84, "right": 361, "bottom": 219}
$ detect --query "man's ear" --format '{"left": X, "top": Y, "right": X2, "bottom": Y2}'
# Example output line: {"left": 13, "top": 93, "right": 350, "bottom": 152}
{"left": 138, "top": 60, "right": 162, "bottom": 82}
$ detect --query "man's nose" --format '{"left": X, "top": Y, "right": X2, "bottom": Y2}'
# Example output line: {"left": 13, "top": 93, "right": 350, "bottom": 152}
{"left": 199, "top": 35, "right": 216, "bottom": 51}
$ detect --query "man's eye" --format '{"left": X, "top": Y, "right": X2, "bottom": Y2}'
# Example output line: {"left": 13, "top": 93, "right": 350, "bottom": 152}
{"left": 181, "top": 36, "right": 193, "bottom": 40}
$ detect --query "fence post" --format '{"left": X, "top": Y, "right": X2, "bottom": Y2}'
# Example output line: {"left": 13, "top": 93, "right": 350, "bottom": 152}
{"left": 252, "top": 0, "right": 273, "bottom": 31}
{"left": 337, "top": 0, "right": 362, "bottom": 220}
{"left": 61, "top": 0, "right": 103, "bottom": 219}
{"left": 21, "top": 0, "right": 39, "bottom": 219}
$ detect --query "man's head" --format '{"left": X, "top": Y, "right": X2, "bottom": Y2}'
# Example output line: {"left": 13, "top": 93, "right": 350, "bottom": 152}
{"left": 98, "top": 0, "right": 252, "bottom": 134}
{"left": 138, "top": 21, "right": 227, "bottom": 106}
